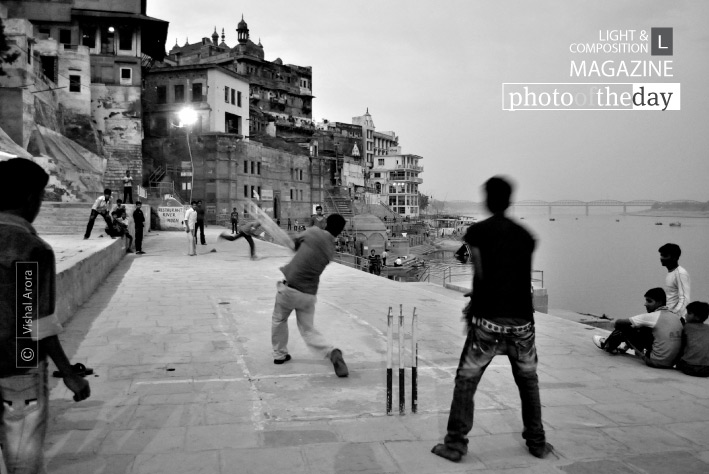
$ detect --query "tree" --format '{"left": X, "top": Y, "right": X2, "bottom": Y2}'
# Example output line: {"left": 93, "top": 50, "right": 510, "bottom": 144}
{"left": 0, "top": 18, "right": 20, "bottom": 76}
{"left": 418, "top": 192, "right": 429, "bottom": 211}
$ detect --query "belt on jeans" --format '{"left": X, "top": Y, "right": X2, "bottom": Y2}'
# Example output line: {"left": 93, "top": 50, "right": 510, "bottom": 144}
{"left": 282, "top": 280, "right": 303, "bottom": 292}
{"left": 472, "top": 316, "right": 532, "bottom": 335}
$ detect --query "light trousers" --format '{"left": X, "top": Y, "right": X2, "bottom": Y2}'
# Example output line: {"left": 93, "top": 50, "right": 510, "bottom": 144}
{"left": 271, "top": 281, "right": 334, "bottom": 360}
{"left": 186, "top": 228, "right": 196, "bottom": 255}
{"left": 0, "top": 362, "right": 49, "bottom": 474}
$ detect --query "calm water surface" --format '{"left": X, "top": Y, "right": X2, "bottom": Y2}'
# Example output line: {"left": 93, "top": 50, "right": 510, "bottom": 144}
{"left": 457, "top": 207, "right": 709, "bottom": 318}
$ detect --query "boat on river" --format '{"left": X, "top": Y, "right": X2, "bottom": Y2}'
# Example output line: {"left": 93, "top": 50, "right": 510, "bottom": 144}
{"left": 669, "top": 222, "right": 682, "bottom": 227}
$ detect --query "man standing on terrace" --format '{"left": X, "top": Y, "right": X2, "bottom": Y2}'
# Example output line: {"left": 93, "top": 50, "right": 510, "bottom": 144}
{"left": 432, "top": 176, "right": 553, "bottom": 463}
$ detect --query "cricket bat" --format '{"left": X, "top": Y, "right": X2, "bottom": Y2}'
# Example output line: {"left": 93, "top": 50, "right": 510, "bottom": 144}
{"left": 244, "top": 199, "right": 295, "bottom": 251}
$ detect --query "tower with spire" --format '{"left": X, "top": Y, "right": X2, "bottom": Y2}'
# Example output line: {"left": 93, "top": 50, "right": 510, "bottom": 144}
{"left": 237, "top": 15, "right": 249, "bottom": 44}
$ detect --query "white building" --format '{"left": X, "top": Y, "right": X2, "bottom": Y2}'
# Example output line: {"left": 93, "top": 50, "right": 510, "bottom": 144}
{"left": 144, "top": 64, "right": 250, "bottom": 137}
{"left": 371, "top": 154, "right": 423, "bottom": 218}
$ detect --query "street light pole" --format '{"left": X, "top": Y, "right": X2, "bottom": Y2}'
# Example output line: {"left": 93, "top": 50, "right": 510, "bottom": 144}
{"left": 177, "top": 108, "right": 198, "bottom": 204}
{"left": 185, "top": 129, "right": 194, "bottom": 203}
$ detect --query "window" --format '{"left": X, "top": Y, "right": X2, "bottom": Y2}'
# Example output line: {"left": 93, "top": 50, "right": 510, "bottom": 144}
{"left": 290, "top": 189, "right": 293, "bottom": 200}
{"left": 182, "top": 182, "right": 192, "bottom": 191}
{"left": 40, "top": 56, "right": 57, "bottom": 83}
{"left": 154, "top": 116, "right": 167, "bottom": 135}
{"left": 244, "top": 185, "right": 248, "bottom": 197}
{"left": 192, "top": 83, "right": 203, "bottom": 102}
{"left": 257, "top": 162, "right": 261, "bottom": 175}
{"left": 69, "top": 75, "right": 81, "bottom": 92}
{"left": 118, "top": 26, "right": 132, "bottom": 51}
{"left": 237, "top": 91, "right": 242, "bottom": 107}
{"left": 231, "top": 89, "right": 235, "bottom": 105}
{"left": 251, "top": 186, "right": 255, "bottom": 199}
{"left": 120, "top": 67, "right": 132, "bottom": 85}
{"left": 174, "top": 85, "right": 184, "bottom": 102}
{"left": 258, "top": 186, "right": 261, "bottom": 198}
{"left": 82, "top": 27, "right": 96, "bottom": 48}
{"left": 251, "top": 161, "right": 255, "bottom": 174}
{"left": 59, "top": 29, "right": 71, "bottom": 45}
{"left": 156, "top": 85, "right": 167, "bottom": 104}
{"left": 378, "top": 159, "right": 385, "bottom": 166}
{"left": 100, "top": 25, "right": 115, "bottom": 54}
{"left": 225, "top": 87, "right": 229, "bottom": 103}
{"left": 38, "top": 27, "right": 50, "bottom": 38}
{"left": 300, "top": 190, "right": 303, "bottom": 201}
{"left": 243, "top": 160, "right": 248, "bottom": 173}
{"left": 374, "top": 172, "right": 381, "bottom": 178}
{"left": 299, "top": 170, "right": 303, "bottom": 180}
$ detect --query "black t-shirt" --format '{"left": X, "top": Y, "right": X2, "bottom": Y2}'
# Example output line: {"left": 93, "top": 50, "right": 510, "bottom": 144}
{"left": 464, "top": 214, "right": 535, "bottom": 323}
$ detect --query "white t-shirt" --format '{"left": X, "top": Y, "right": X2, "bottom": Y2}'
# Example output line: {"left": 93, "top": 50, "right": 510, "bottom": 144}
{"left": 184, "top": 208, "right": 197, "bottom": 229}
{"left": 123, "top": 176, "right": 133, "bottom": 187}
{"left": 665, "top": 266, "right": 690, "bottom": 318}
{"left": 630, "top": 307, "right": 683, "bottom": 366}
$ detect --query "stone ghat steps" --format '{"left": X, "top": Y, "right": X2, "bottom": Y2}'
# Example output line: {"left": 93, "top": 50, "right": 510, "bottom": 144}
{"left": 35, "top": 201, "right": 94, "bottom": 235}
{"left": 326, "top": 197, "right": 355, "bottom": 218}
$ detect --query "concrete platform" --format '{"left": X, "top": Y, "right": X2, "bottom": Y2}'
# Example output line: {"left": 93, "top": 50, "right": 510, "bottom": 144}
{"left": 41, "top": 227, "right": 709, "bottom": 473}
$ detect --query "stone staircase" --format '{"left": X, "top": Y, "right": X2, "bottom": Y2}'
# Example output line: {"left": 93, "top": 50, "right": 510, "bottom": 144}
{"left": 324, "top": 194, "right": 354, "bottom": 218}
{"left": 34, "top": 202, "right": 92, "bottom": 235}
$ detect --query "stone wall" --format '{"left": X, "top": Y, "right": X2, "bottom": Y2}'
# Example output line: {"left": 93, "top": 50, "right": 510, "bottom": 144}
{"left": 143, "top": 133, "right": 324, "bottom": 223}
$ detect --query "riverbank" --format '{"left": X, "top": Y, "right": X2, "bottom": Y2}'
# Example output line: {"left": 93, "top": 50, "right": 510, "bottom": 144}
{"left": 624, "top": 209, "right": 709, "bottom": 218}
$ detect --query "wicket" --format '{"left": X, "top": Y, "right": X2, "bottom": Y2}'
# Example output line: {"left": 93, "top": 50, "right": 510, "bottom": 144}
{"left": 386, "top": 305, "right": 418, "bottom": 415}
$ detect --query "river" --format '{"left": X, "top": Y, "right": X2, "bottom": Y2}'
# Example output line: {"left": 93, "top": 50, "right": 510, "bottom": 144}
{"left": 444, "top": 207, "right": 709, "bottom": 319}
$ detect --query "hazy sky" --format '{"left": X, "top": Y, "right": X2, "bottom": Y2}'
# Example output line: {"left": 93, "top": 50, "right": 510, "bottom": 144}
{"left": 148, "top": 0, "right": 709, "bottom": 202}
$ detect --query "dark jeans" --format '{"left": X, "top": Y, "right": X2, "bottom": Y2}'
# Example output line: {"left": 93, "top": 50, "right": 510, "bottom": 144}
{"left": 195, "top": 220, "right": 205, "bottom": 244}
{"left": 123, "top": 187, "right": 133, "bottom": 204}
{"left": 604, "top": 326, "right": 654, "bottom": 355}
{"left": 443, "top": 324, "right": 546, "bottom": 454}
{"left": 84, "top": 209, "right": 113, "bottom": 238}
{"left": 135, "top": 225, "right": 143, "bottom": 251}
{"left": 676, "top": 360, "right": 709, "bottom": 377}
{"left": 231, "top": 220, "right": 238, "bottom": 233}
{"left": 232, "top": 231, "right": 255, "bottom": 257}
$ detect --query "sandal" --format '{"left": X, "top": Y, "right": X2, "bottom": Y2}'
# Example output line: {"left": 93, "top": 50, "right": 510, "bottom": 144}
{"left": 53, "top": 363, "right": 94, "bottom": 378}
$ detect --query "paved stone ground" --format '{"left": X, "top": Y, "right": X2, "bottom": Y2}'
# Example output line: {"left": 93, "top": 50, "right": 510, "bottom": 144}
{"left": 43, "top": 228, "right": 709, "bottom": 473}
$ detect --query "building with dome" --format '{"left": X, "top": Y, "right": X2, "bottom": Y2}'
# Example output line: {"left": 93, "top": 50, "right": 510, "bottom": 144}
{"left": 165, "top": 15, "right": 313, "bottom": 136}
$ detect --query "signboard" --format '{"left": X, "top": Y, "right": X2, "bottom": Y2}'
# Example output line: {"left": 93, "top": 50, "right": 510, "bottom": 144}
{"left": 157, "top": 206, "right": 187, "bottom": 230}
{"left": 261, "top": 189, "right": 273, "bottom": 201}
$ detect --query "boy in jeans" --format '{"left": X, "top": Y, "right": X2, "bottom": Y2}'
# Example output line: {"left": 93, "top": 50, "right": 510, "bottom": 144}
{"left": 0, "top": 159, "right": 90, "bottom": 473}
{"left": 676, "top": 301, "right": 709, "bottom": 377}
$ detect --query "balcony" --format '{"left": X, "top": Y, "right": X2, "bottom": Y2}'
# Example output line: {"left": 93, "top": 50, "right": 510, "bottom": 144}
{"left": 394, "top": 164, "right": 423, "bottom": 172}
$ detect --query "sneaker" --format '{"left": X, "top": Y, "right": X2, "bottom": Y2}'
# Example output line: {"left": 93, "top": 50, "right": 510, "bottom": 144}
{"left": 250, "top": 255, "right": 259, "bottom": 260}
{"left": 593, "top": 335, "right": 606, "bottom": 350}
{"left": 136, "top": 251, "right": 145, "bottom": 254}
{"left": 616, "top": 342, "right": 629, "bottom": 353}
{"left": 529, "top": 442, "right": 554, "bottom": 459}
{"left": 274, "top": 354, "right": 291, "bottom": 365}
{"left": 431, "top": 444, "right": 463, "bottom": 463}
{"left": 330, "top": 349, "right": 349, "bottom": 377}
{"left": 126, "top": 249, "right": 134, "bottom": 253}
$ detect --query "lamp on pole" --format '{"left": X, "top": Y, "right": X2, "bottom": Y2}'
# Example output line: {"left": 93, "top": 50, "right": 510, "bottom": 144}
{"left": 177, "top": 107, "right": 198, "bottom": 202}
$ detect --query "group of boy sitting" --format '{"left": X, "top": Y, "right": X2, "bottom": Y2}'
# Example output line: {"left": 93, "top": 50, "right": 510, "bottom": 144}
{"left": 105, "top": 199, "right": 133, "bottom": 252}
{"left": 593, "top": 288, "right": 709, "bottom": 377}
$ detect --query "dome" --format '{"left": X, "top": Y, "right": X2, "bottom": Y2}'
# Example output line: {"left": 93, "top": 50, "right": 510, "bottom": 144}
{"left": 274, "top": 58, "right": 283, "bottom": 65}
{"left": 238, "top": 15, "right": 248, "bottom": 29}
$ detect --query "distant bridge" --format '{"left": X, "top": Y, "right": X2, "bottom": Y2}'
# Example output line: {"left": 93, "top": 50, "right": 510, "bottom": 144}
{"left": 446, "top": 200, "right": 704, "bottom": 216}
